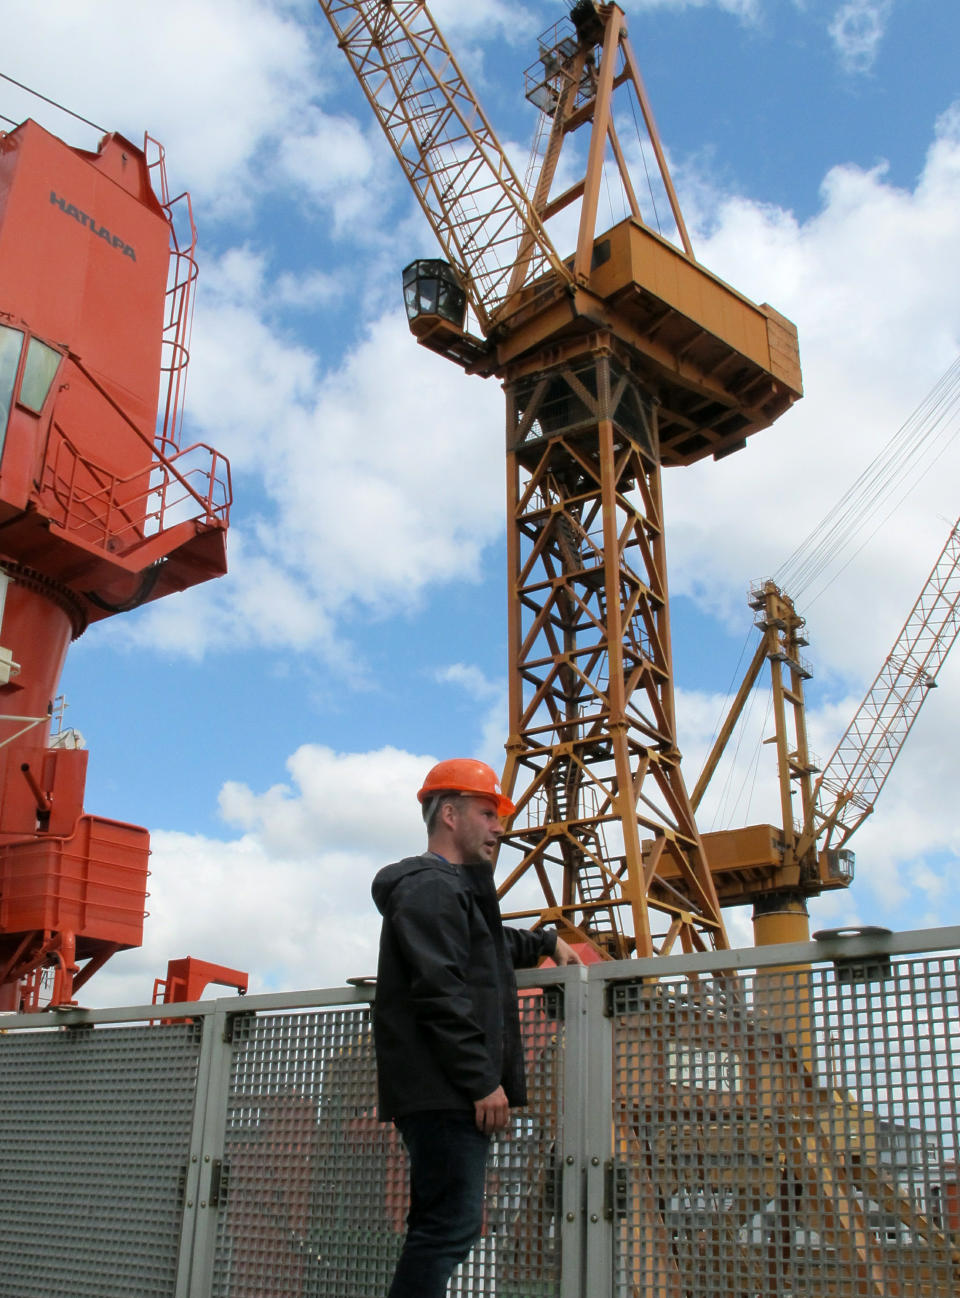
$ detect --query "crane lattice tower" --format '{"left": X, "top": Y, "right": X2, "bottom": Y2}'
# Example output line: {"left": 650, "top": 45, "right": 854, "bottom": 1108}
{"left": 320, "top": 0, "right": 802, "bottom": 958}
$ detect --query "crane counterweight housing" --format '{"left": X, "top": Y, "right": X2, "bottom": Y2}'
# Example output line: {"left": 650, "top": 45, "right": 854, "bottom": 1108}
{"left": 333, "top": 0, "right": 803, "bottom": 464}
{"left": 0, "top": 117, "right": 232, "bottom": 1010}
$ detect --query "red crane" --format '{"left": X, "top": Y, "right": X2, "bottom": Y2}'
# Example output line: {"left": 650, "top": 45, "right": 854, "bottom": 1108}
{"left": 0, "top": 118, "right": 232, "bottom": 1009}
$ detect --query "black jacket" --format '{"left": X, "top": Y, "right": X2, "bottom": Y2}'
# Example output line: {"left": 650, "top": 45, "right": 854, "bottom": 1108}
{"left": 371, "top": 853, "right": 556, "bottom": 1120}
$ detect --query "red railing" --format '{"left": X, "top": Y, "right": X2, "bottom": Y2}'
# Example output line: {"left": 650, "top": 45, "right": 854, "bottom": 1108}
{"left": 38, "top": 356, "right": 231, "bottom": 557}
{"left": 145, "top": 132, "right": 199, "bottom": 454}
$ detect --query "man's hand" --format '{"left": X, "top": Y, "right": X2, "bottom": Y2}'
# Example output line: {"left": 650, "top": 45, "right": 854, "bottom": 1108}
{"left": 474, "top": 1085, "right": 511, "bottom": 1134}
{"left": 553, "top": 937, "right": 585, "bottom": 966}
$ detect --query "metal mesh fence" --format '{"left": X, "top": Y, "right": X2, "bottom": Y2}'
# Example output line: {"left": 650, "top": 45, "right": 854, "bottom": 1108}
{"left": 609, "top": 951, "right": 960, "bottom": 1298}
{"left": 456, "top": 987, "right": 565, "bottom": 1298}
{"left": 210, "top": 1005, "right": 400, "bottom": 1298}
{"left": 2, "top": 937, "right": 957, "bottom": 1298}
{"left": 210, "top": 989, "right": 565, "bottom": 1298}
{"left": 0, "top": 1020, "right": 202, "bottom": 1298}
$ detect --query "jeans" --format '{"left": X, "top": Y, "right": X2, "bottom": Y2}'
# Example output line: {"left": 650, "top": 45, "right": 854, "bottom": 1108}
{"left": 387, "top": 1109, "right": 491, "bottom": 1298}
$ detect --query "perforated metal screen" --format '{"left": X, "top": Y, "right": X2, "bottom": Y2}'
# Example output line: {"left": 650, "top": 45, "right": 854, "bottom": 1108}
{"left": 0, "top": 1021, "right": 202, "bottom": 1298}
{"left": 210, "top": 989, "right": 565, "bottom": 1298}
{"left": 2, "top": 938, "right": 957, "bottom": 1298}
{"left": 608, "top": 953, "right": 960, "bottom": 1298}
{"left": 457, "top": 988, "right": 565, "bottom": 1298}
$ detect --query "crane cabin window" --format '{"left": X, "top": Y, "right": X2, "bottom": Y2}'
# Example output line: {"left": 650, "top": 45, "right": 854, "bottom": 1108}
{"left": 19, "top": 339, "right": 62, "bottom": 414}
{"left": 0, "top": 326, "right": 24, "bottom": 450}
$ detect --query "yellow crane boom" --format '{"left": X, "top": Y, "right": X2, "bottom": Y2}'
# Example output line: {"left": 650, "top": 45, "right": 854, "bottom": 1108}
{"left": 316, "top": 0, "right": 569, "bottom": 334}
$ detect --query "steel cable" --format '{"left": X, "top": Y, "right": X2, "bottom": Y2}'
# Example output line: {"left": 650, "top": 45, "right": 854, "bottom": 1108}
{"left": 0, "top": 71, "right": 106, "bottom": 135}
{"left": 776, "top": 355, "right": 960, "bottom": 602}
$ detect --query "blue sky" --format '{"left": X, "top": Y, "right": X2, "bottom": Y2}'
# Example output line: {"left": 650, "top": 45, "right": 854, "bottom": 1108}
{"left": 3, "top": 0, "right": 959, "bottom": 1002}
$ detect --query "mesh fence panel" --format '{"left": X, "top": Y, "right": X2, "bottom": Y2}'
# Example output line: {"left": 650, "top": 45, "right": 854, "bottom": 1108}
{"left": 211, "top": 989, "right": 564, "bottom": 1298}
{"left": 609, "top": 952, "right": 960, "bottom": 1298}
{"left": 0, "top": 1021, "right": 202, "bottom": 1298}
{"left": 455, "top": 987, "right": 565, "bottom": 1298}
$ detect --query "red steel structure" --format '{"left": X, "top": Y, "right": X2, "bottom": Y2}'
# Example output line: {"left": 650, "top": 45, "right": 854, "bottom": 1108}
{"left": 0, "top": 118, "right": 231, "bottom": 1010}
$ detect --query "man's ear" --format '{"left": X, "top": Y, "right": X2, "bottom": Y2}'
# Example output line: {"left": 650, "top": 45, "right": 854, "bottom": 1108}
{"left": 439, "top": 797, "right": 460, "bottom": 831}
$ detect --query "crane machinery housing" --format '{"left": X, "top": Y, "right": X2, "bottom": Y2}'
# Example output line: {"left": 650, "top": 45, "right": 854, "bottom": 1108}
{"left": 0, "top": 116, "right": 232, "bottom": 1009}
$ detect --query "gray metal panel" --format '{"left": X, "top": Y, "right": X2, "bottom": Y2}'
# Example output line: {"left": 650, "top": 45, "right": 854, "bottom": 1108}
{"left": 209, "top": 990, "right": 565, "bottom": 1298}
{"left": 0, "top": 1022, "right": 202, "bottom": 1298}
{"left": 2, "top": 934, "right": 958, "bottom": 1298}
{"left": 209, "top": 1006, "right": 398, "bottom": 1298}
{"left": 466, "top": 985, "right": 565, "bottom": 1298}
{"left": 607, "top": 953, "right": 960, "bottom": 1298}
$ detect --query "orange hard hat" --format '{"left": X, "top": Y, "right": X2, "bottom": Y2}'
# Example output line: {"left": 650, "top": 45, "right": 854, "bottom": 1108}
{"left": 417, "top": 758, "right": 516, "bottom": 818}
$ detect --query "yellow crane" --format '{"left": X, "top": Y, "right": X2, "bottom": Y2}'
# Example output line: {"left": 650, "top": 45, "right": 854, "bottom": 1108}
{"left": 315, "top": 14, "right": 960, "bottom": 1293}
{"left": 684, "top": 515, "right": 960, "bottom": 945}
{"left": 317, "top": 0, "right": 801, "bottom": 959}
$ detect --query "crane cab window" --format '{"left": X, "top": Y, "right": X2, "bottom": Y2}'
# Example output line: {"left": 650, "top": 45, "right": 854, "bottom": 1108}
{"left": 0, "top": 326, "right": 25, "bottom": 444}
{"left": 19, "top": 339, "right": 62, "bottom": 414}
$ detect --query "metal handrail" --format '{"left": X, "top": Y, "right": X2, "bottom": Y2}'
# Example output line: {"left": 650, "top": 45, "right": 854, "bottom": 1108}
{"left": 1, "top": 926, "right": 957, "bottom": 1030}
{"left": 38, "top": 353, "right": 231, "bottom": 555}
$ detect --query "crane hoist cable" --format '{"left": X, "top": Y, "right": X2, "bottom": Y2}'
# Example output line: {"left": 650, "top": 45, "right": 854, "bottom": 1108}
{"left": 712, "top": 678, "right": 767, "bottom": 830}
{"left": 798, "top": 382, "right": 960, "bottom": 606}
{"left": 781, "top": 356, "right": 960, "bottom": 599}
{"left": 801, "top": 374, "right": 960, "bottom": 609}
{"left": 698, "top": 357, "right": 960, "bottom": 834}
{"left": 740, "top": 691, "right": 773, "bottom": 827}
{"left": 0, "top": 70, "right": 107, "bottom": 135}
{"left": 627, "top": 82, "right": 663, "bottom": 237}
{"left": 700, "top": 621, "right": 758, "bottom": 824}
{"left": 776, "top": 354, "right": 960, "bottom": 602}
{"left": 790, "top": 361, "right": 959, "bottom": 596}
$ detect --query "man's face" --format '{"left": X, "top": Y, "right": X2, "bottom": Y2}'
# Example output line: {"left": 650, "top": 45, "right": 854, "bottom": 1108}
{"left": 449, "top": 794, "right": 502, "bottom": 866}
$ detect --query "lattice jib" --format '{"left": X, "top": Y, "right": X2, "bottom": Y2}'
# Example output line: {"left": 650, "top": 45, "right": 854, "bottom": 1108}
{"left": 317, "top": 0, "right": 569, "bottom": 331}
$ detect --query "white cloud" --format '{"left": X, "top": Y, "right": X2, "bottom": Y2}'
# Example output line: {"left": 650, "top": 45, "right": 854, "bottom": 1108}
{"left": 273, "top": 108, "right": 395, "bottom": 234}
{"left": 109, "top": 303, "right": 505, "bottom": 660}
{"left": 87, "top": 744, "right": 434, "bottom": 1005}
{"left": 218, "top": 743, "right": 427, "bottom": 859}
{"left": 274, "top": 268, "right": 342, "bottom": 310}
{"left": 829, "top": 0, "right": 894, "bottom": 74}
{"left": 435, "top": 662, "right": 501, "bottom": 700}
{"left": 434, "top": 663, "right": 510, "bottom": 771}
{"left": 428, "top": 0, "right": 545, "bottom": 54}
{"left": 620, "top": 0, "right": 762, "bottom": 21}
{"left": 2, "top": 0, "right": 403, "bottom": 239}
{"left": 3, "top": 1, "right": 319, "bottom": 212}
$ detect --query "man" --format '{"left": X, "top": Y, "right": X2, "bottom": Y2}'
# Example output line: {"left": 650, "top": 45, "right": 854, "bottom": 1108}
{"left": 371, "top": 757, "right": 582, "bottom": 1298}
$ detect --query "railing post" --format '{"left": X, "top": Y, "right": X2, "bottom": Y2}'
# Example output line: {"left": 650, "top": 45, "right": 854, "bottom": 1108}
{"left": 583, "top": 965, "right": 616, "bottom": 1297}
{"left": 175, "top": 1005, "right": 238, "bottom": 1298}
{"left": 555, "top": 963, "right": 588, "bottom": 1298}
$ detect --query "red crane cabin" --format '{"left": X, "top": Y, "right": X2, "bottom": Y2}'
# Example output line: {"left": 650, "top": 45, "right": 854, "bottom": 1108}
{"left": 0, "top": 119, "right": 231, "bottom": 1010}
